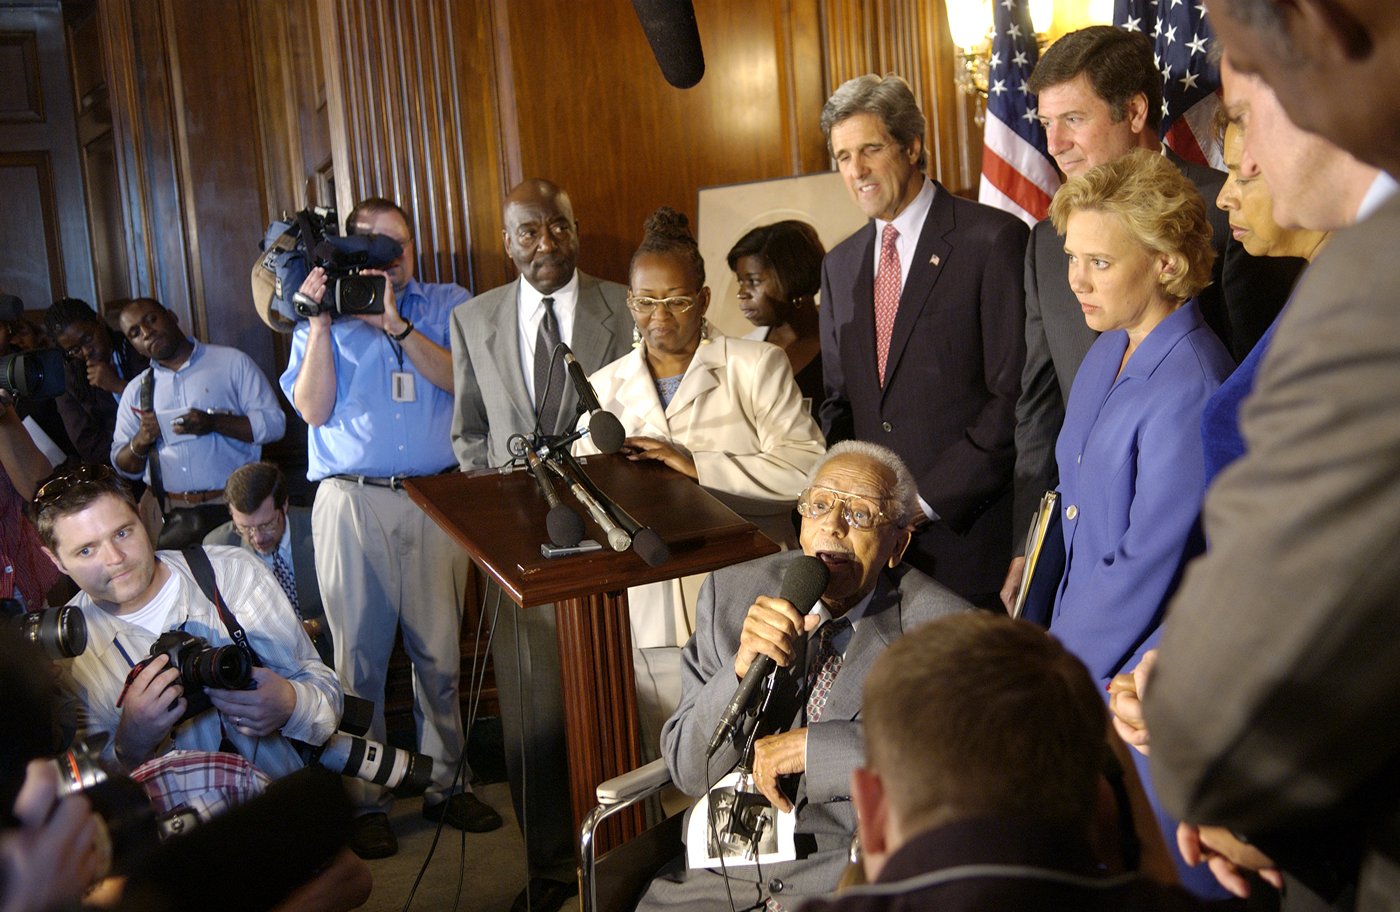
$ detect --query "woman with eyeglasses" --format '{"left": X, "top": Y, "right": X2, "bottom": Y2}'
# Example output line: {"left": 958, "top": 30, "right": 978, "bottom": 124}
{"left": 576, "top": 206, "right": 826, "bottom": 756}
{"left": 726, "top": 220, "right": 826, "bottom": 416}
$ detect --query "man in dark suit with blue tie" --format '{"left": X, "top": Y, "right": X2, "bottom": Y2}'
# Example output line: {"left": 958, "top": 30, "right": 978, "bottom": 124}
{"left": 204, "top": 461, "right": 334, "bottom": 667}
{"left": 818, "top": 74, "right": 1029, "bottom": 608}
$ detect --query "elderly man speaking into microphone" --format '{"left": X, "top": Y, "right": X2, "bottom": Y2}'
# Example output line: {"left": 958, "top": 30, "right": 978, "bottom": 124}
{"left": 636, "top": 440, "right": 970, "bottom": 912}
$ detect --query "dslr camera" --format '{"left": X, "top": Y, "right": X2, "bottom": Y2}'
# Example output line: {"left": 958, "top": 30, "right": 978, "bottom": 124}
{"left": 124, "top": 630, "right": 254, "bottom": 723}
{"left": 1, "top": 594, "right": 87, "bottom": 659}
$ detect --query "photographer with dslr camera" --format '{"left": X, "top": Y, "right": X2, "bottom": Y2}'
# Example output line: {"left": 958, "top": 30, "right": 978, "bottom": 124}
{"left": 31, "top": 463, "right": 340, "bottom": 780}
{"left": 280, "top": 197, "right": 499, "bottom": 859}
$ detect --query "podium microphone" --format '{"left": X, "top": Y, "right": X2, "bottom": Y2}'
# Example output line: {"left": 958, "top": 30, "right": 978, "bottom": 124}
{"left": 556, "top": 450, "right": 669, "bottom": 566}
{"left": 547, "top": 456, "right": 631, "bottom": 552}
{"left": 706, "top": 555, "right": 829, "bottom": 758}
{"left": 526, "top": 444, "right": 584, "bottom": 547}
{"left": 562, "top": 348, "right": 626, "bottom": 454}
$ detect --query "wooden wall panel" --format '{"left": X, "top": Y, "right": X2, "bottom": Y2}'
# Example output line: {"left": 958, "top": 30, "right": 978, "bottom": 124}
{"left": 321, "top": 0, "right": 479, "bottom": 290}
{"left": 0, "top": 2, "right": 95, "bottom": 309}
{"left": 500, "top": 0, "right": 825, "bottom": 285}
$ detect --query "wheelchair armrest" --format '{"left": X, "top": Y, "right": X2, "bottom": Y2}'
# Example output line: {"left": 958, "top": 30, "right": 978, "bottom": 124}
{"left": 595, "top": 758, "right": 672, "bottom": 806}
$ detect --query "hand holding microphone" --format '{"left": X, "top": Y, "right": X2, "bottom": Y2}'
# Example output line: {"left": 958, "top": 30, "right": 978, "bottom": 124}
{"left": 707, "top": 556, "right": 829, "bottom": 757}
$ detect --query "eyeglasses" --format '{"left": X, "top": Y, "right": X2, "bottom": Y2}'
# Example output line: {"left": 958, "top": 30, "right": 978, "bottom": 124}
{"left": 627, "top": 294, "right": 698, "bottom": 315}
{"left": 63, "top": 330, "right": 96, "bottom": 361}
{"left": 797, "top": 486, "right": 892, "bottom": 531}
{"left": 34, "top": 464, "right": 121, "bottom": 508}
{"left": 233, "top": 513, "right": 284, "bottom": 538}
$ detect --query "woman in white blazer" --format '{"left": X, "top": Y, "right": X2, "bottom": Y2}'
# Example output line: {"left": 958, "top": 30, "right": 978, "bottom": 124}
{"left": 576, "top": 206, "right": 826, "bottom": 757}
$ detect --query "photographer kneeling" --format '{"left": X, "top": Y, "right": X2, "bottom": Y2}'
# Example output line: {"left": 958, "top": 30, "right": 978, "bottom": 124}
{"left": 31, "top": 464, "right": 341, "bottom": 778}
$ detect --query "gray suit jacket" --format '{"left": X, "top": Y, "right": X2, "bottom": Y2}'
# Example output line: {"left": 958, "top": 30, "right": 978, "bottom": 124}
{"left": 1147, "top": 192, "right": 1400, "bottom": 909}
{"left": 648, "top": 549, "right": 970, "bottom": 909}
{"left": 449, "top": 272, "right": 631, "bottom": 471}
{"left": 204, "top": 506, "right": 322, "bottom": 618}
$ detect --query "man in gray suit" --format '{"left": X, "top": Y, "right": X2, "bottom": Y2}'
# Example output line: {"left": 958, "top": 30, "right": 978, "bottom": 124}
{"left": 1003, "top": 25, "right": 1300, "bottom": 608}
{"left": 1141, "top": 2, "right": 1400, "bottom": 909}
{"left": 449, "top": 178, "right": 631, "bottom": 912}
{"left": 637, "top": 441, "right": 971, "bottom": 912}
{"left": 204, "top": 461, "right": 333, "bottom": 667}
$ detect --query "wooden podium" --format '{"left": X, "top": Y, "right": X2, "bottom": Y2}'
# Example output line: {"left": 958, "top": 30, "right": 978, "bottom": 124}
{"left": 405, "top": 453, "right": 777, "bottom": 851}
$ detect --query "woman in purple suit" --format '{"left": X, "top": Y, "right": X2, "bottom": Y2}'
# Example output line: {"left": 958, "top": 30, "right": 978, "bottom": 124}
{"left": 1047, "top": 149, "right": 1235, "bottom": 898}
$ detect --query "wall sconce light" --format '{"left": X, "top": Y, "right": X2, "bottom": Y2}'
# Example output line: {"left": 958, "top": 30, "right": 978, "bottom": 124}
{"left": 946, "top": 0, "right": 1055, "bottom": 98}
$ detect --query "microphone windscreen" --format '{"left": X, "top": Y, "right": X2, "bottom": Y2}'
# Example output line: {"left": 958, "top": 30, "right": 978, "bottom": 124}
{"left": 632, "top": 527, "right": 671, "bottom": 567}
{"left": 631, "top": 0, "right": 705, "bottom": 89}
{"left": 779, "top": 555, "right": 830, "bottom": 613}
{"left": 118, "top": 766, "right": 352, "bottom": 912}
{"left": 589, "top": 410, "right": 626, "bottom": 454}
{"left": 546, "top": 504, "right": 585, "bottom": 548}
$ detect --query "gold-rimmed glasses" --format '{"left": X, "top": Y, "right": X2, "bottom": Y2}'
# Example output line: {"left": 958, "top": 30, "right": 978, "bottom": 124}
{"left": 796, "top": 485, "right": 892, "bottom": 531}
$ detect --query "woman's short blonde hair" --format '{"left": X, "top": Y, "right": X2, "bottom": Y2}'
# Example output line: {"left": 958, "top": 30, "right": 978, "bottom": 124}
{"left": 1048, "top": 148, "right": 1215, "bottom": 303}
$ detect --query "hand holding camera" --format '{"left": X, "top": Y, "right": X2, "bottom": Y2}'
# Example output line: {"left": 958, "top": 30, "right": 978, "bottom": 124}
{"left": 206, "top": 667, "right": 297, "bottom": 737}
{"left": 115, "top": 654, "right": 188, "bottom": 766}
{"left": 0, "top": 759, "right": 108, "bottom": 912}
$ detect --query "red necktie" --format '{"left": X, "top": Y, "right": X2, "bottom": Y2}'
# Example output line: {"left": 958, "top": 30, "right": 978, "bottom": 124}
{"left": 874, "top": 224, "right": 901, "bottom": 385}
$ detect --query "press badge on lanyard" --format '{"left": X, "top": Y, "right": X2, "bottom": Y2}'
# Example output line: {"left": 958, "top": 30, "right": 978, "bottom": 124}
{"left": 391, "top": 371, "right": 416, "bottom": 402}
{"left": 389, "top": 336, "right": 416, "bottom": 401}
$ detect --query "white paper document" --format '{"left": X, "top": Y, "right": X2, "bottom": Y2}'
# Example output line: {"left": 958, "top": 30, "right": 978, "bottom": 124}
{"left": 685, "top": 771, "right": 797, "bottom": 870}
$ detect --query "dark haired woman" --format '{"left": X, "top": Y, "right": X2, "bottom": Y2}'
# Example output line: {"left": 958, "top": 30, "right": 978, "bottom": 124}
{"left": 726, "top": 220, "right": 826, "bottom": 414}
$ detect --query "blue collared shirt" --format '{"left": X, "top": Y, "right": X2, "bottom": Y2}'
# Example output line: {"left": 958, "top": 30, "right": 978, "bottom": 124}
{"left": 280, "top": 279, "right": 469, "bottom": 479}
{"left": 113, "top": 341, "right": 286, "bottom": 492}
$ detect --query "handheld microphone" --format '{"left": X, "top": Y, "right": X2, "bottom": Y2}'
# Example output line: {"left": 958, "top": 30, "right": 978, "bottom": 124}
{"left": 547, "top": 456, "right": 631, "bottom": 552}
{"left": 526, "top": 444, "right": 584, "bottom": 547}
{"left": 557, "top": 450, "right": 669, "bottom": 567}
{"left": 706, "top": 555, "right": 830, "bottom": 758}
{"left": 562, "top": 349, "right": 626, "bottom": 453}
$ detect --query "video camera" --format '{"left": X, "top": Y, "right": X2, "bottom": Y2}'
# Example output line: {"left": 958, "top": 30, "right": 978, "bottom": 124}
{"left": 1, "top": 291, "right": 64, "bottom": 400}
{"left": 251, "top": 207, "right": 402, "bottom": 330}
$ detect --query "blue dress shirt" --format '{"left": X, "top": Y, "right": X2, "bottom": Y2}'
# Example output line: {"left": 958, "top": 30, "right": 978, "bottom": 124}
{"left": 279, "top": 279, "right": 469, "bottom": 479}
{"left": 112, "top": 341, "right": 285, "bottom": 492}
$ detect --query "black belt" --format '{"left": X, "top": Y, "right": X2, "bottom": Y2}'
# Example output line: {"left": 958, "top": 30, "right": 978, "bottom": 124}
{"left": 328, "top": 469, "right": 455, "bottom": 491}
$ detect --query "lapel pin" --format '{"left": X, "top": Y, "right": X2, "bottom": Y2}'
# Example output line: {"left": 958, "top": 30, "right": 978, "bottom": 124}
{"left": 930, "top": 254, "right": 941, "bottom": 266}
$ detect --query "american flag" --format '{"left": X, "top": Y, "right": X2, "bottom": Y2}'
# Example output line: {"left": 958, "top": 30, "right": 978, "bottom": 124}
{"left": 979, "top": 0, "right": 1060, "bottom": 226}
{"left": 1116, "top": 0, "right": 1223, "bottom": 168}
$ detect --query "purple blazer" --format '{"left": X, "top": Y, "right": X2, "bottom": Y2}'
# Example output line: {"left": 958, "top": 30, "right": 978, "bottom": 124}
{"left": 1050, "top": 299, "right": 1234, "bottom": 683}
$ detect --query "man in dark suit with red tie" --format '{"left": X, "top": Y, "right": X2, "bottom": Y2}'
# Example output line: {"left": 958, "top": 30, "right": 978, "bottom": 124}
{"left": 818, "top": 74, "right": 1029, "bottom": 608}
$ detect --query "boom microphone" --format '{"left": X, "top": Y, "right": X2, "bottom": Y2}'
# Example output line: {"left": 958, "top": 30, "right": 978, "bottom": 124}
{"left": 562, "top": 349, "right": 626, "bottom": 453}
{"left": 632, "top": 0, "right": 705, "bottom": 89}
{"left": 526, "top": 445, "right": 585, "bottom": 547}
{"left": 706, "top": 555, "right": 830, "bottom": 758}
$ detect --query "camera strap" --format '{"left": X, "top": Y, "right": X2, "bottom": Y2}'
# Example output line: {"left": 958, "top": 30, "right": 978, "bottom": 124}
{"left": 139, "top": 370, "right": 168, "bottom": 514}
{"left": 181, "top": 546, "right": 263, "bottom": 670}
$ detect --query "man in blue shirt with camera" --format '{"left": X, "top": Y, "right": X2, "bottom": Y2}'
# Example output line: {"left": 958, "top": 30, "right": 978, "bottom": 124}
{"left": 280, "top": 196, "right": 500, "bottom": 859}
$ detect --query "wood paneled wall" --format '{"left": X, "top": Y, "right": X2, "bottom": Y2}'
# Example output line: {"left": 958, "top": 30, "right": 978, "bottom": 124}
{"left": 315, "top": 0, "right": 979, "bottom": 295}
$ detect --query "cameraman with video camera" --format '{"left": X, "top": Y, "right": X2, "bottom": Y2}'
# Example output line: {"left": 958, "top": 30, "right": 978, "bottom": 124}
{"left": 31, "top": 463, "right": 341, "bottom": 780}
{"left": 279, "top": 197, "right": 498, "bottom": 859}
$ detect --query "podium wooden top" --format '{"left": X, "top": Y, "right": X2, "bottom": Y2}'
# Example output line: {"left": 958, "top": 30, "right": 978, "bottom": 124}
{"left": 405, "top": 453, "right": 779, "bottom": 607}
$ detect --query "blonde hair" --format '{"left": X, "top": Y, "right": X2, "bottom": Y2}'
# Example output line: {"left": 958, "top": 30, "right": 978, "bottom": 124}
{"left": 1049, "top": 149, "right": 1215, "bottom": 303}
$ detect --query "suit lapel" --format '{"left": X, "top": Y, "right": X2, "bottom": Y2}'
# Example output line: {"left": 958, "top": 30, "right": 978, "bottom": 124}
{"left": 665, "top": 336, "right": 723, "bottom": 420}
{"left": 560, "top": 274, "right": 621, "bottom": 433}
{"left": 484, "top": 280, "right": 537, "bottom": 431}
{"left": 883, "top": 185, "right": 953, "bottom": 396}
{"left": 612, "top": 349, "right": 671, "bottom": 436}
{"left": 848, "top": 225, "right": 881, "bottom": 394}
{"left": 288, "top": 510, "right": 319, "bottom": 608}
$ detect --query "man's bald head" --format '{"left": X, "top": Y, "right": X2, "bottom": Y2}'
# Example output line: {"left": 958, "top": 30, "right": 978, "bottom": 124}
{"left": 502, "top": 179, "right": 580, "bottom": 295}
